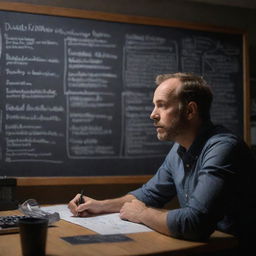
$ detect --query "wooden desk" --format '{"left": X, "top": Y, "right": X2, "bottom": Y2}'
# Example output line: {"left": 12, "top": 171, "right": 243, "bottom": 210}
{"left": 0, "top": 209, "right": 238, "bottom": 256}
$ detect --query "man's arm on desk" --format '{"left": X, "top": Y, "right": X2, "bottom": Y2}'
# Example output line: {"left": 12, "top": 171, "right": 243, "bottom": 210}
{"left": 68, "top": 194, "right": 170, "bottom": 236}
{"left": 68, "top": 194, "right": 136, "bottom": 216}
{"left": 120, "top": 199, "right": 170, "bottom": 236}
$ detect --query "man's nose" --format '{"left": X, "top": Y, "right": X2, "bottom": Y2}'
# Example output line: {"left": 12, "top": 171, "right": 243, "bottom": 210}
{"left": 150, "top": 108, "right": 159, "bottom": 120}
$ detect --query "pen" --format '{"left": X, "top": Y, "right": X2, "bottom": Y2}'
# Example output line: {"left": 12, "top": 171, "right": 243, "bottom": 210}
{"left": 78, "top": 189, "right": 84, "bottom": 205}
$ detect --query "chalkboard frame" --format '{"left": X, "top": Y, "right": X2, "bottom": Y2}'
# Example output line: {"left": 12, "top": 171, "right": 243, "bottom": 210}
{"left": 0, "top": 1, "right": 249, "bottom": 186}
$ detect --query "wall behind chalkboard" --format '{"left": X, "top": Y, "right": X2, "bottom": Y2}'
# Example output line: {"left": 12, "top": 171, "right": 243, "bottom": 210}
{"left": 0, "top": 3, "right": 248, "bottom": 177}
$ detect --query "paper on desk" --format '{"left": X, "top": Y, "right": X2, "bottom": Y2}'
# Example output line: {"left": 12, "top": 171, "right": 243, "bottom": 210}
{"left": 42, "top": 204, "right": 152, "bottom": 235}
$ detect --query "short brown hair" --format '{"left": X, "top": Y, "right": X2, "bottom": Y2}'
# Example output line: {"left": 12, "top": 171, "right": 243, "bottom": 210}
{"left": 155, "top": 73, "right": 213, "bottom": 121}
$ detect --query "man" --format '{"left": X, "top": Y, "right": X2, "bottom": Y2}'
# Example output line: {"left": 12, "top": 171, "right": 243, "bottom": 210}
{"left": 68, "top": 73, "right": 256, "bottom": 247}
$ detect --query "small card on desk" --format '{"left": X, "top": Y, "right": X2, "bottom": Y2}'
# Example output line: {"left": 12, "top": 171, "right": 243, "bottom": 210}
{"left": 61, "top": 234, "right": 133, "bottom": 245}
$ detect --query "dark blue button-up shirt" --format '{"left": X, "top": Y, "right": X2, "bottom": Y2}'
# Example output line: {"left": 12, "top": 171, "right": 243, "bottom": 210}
{"left": 130, "top": 122, "right": 256, "bottom": 241}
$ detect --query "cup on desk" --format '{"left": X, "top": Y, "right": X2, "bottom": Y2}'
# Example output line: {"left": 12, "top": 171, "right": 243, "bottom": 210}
{"left": 18, "top": 217, "right": 48, "bottom": 256}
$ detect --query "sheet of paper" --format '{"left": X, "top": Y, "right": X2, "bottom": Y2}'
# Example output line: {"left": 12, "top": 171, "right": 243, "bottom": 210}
{"left": 42, "top": 204, "right": 152, "bottom": 235}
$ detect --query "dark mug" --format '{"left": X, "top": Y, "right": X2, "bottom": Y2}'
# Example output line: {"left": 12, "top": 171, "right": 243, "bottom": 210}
{"left": 18, "top": 217, "right": 48, "bottom": 256}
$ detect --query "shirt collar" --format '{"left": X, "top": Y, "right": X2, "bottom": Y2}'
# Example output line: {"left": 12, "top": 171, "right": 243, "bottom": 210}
{"left": 177, "top": 121, "right": 215, "bottom": 163}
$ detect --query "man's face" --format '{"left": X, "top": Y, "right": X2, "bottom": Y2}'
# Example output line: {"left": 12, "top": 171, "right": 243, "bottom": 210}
{"left": 150, "top": 78, "right": 188, "bottom": 141}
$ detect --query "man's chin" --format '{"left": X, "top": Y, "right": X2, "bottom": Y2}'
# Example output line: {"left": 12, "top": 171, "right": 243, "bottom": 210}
{"left": 157, "top": 133, "right": 167, "bottom": 141}
{"left": 157, "top": 132, "right": 176, "bottom": 142}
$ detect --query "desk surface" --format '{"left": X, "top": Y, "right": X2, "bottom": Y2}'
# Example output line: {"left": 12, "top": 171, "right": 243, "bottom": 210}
{"left": 0, "top": 209, "right": 238, "bottom": 256}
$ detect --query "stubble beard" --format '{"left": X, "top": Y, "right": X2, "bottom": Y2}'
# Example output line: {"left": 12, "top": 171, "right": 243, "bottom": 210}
{"left": 156, "top": 113, "right": 189, "bottom": 142}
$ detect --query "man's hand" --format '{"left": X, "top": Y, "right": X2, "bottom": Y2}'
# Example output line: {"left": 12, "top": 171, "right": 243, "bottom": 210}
{"left": 120, "top": 198, "right": 170, "bottom": 236}
{"left": 120, "top": 199, "right": 147, "bottom": 223}
{"left": 68, "top": 194, "right": 103, "bottom": 217}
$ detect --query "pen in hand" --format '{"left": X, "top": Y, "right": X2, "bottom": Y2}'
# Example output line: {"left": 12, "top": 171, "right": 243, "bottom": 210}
{"left": 76, "top": 189, "right": 85, "bottom": 217}
{"left": 78, "top": 189, "right": 85, "bottom": 205}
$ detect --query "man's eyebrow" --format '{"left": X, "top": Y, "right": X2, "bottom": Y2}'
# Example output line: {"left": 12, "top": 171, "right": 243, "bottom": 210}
{"left": 153, "top": 95, "right": 177, "bottom": 105}
{"left": 153, "top": 99, "right": 168, "bottom": 105}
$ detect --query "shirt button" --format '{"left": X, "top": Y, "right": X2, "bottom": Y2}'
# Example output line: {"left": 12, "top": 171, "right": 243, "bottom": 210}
{"left": 186, "top": 164, "right": 190, "bottom": 168}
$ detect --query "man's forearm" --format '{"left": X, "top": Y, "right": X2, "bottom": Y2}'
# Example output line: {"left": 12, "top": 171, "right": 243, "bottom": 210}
{"left": 140, "top": 207, "right": 170, "bottom": 235}
{"left": 120, "top": 199, "right": 171, "bottom": 236}
{"left": 100, "top": 194, "right": 136, "bottom": 213}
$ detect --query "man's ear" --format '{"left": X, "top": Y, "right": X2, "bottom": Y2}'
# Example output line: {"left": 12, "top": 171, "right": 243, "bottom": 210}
{"left": 186, "top": 101, "right": 198, "bottom": 120}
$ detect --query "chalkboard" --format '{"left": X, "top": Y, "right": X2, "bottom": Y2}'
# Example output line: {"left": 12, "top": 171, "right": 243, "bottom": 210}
{"left": 0, "top": 3, "right": 248, "bottom": 177}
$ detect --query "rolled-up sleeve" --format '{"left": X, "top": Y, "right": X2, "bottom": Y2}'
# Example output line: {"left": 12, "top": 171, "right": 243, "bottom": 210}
{"left": 167, "top": 207, "right": 216, "bottom": 241}
{"left": 130, "top": 151, "right": 177, "bottom": 208}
